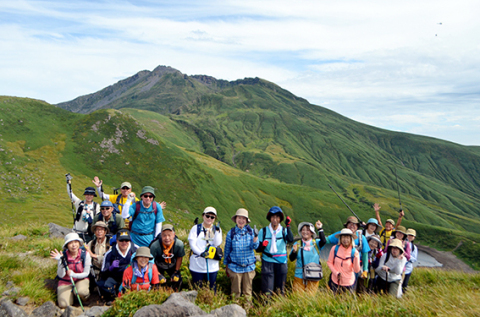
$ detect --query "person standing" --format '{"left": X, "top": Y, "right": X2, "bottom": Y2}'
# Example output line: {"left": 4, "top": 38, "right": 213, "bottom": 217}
{"left": 402, "top": 228, "right": 418, "bottom": 292}
{"left": 123, "top": 186, "right": 165, "bottom": 247}
{"left": 374, "top": 203, "right": 404, "bottom": 247}
{"left": 257, "top": 206, "right": 294, "bottom": 296}
{"left": 150, "top": 224, "right": 185, "bottom": 291}
{"left": 188, "top": 207, "right": 223, "bottom": 291}
{"left": 375, "top": 239, "right": 407, "bottom": 298}
{"left": 224, "top": 208, "right": 259, "bottom": 300}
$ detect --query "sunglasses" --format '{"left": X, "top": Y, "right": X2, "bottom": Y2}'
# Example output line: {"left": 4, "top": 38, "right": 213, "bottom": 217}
{"left": 162, "top": 253, "right": 174, "bottom": 259}
{"left": 100, "top": 207, "right": 112, "bottom": 210}
{"left": 204, "top": 214, "right": 215, "bottom": 220}
{"left": 121, "top": 187, "right": 130, "bottom": 190}
{"left": 143, "top": 195, "right": 154, "bottom": 199}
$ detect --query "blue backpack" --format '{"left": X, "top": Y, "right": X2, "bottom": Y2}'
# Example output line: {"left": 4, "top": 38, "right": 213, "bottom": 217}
{"left": 333, "top": 245, "right": 356, "bottom": 264}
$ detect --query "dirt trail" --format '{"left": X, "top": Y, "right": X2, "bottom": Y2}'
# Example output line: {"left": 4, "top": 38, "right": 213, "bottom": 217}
{"left": 416, "top": 244, "right": 477, "bottom": 273}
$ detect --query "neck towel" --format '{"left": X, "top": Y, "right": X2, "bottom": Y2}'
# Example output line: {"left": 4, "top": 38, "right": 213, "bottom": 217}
{"left": 268, "top": 223, "right": 283, "bottom": 254}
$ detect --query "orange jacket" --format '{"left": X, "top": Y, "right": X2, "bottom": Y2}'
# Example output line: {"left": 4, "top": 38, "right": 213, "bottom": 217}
{"left": 327, "top": 245, "right": 361, "bottom": 286}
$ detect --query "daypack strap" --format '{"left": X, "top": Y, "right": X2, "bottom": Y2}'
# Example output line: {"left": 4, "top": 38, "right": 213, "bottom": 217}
{"left": 129, "top": 202, "right": 157, "bottom": 231}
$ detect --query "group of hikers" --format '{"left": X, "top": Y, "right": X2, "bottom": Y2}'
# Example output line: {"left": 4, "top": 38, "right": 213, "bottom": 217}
{"left": 50, "top": 176, "right": 418, "bottom": 308}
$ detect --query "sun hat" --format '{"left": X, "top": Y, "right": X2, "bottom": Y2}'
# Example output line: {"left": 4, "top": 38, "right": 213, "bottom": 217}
{"left": 388, "top": 239, "right": 404, "bottom": 254}
{"left": 116, "top": 229, "right": 131, "bottom": 242}
{"left": 232, "top": 208, "right": 251, "bottom": 223}
{"left": 83, "top": 187, "right": 97, "bottom": 197}
{"left": 203, "top": 206, "right": 217, "bottom": 216}
{"left": 297, "top": 222, "right": 316, "bottom": 239}
{"left": 366, "top": 218, "right": 380, "bottom": 231}
{"left": 162, "top": 224, "right": 175, "bottom": 232}
{"left": 266, "top": 206, "right": 284, "bottom": 222}
{"left": 134, "top": 247, "right": 153, "bottom": 260}
{"left": 91, "top": 221, "right": 110, "bottom": 234}
{"left": 100, "top": 200, "right": 114, "bottom": 208}
{"left": 140, "top": 186, "right": 155, "bottom": 197}
{"left": 63, "top": 232, "right": 84, "bottom": 249}
{"left": 393, "top": 225, "right": 407, "bottom": 238}
{"left": 343, "top": 216, "right": 360, "bottom": 227}
{"left": 121, "top": 182, "right": 132, "bottom": 189}
{"left": 334, "top": 228, "right": 357, "bottom": 240}
{"left": 406, "top": 228, "right": 416, "bottom": 237}
{"left": 367, "top": 234, "right": 382, "bottom": 246}
{"left": 386, "top": 219, "right": 395, "bottom": 226}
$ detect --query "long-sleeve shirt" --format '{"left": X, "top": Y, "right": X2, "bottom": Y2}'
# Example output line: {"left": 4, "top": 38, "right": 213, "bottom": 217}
{"left": 67, "top": 185, "right": 99, "bottom": 232}
{"left": 223, "top": 225, "right": 259, "bottom": 273}
{"left": 289, "top": 229, "right": 327, "bottom": 279}
{"left": 326, "top": 230, "right": 370, "bottom": 272}
{"left": 405, "top": 242, "right": 418, "bottom": 274}
{"left": 188, "top": 224, "right": 223, "bottom": 273}
{"left": 386, "top": 238, "right": 411, "bottom": 262}
{"left": 55, "top": 250, "right": 91, "bottom": 286}
{"left": 258, "top": 225, "right": 294, "bottom": 264}
{"left": 327, "top": 245, "right": 361, "bottom": 287}
{"left": 375, "top": 252, "right": 407, "bottom": 282}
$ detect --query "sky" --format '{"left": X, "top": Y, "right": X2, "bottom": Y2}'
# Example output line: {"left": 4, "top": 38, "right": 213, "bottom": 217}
{"left": 1, "top": 0, "right": 479, "bottom": 146}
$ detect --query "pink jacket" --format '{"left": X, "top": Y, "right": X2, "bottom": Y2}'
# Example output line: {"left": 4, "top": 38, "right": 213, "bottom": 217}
{"left": 327, "top": 245, "right": 361, "bottom": 286}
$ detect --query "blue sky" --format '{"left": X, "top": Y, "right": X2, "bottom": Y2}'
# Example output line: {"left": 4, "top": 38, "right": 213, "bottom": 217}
{"left": 1, "top": 0, "right": 479, "bottom": 145}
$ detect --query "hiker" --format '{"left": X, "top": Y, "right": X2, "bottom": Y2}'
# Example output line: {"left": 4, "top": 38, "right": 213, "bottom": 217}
{"left": 188, "top": 207, "right": 223, "bottom": 291}
{"left": 375, "top": 239, "right": 407, "bottom": 298}
{"left": 123, "top": 186, "right": 165, "bottom": 247}
{"left": 289, "top": 221, "right": 326, "bottom": 293}
{"left": 97, "top": 230, "right": 137, "bottom": 304}
{"left": 223, "top": 208, "right": 259, "bottom": 299}
{"left": 257, "top": 206, "right": 294, "bottom": 296}
{"left": 327, "top": 229, "right": 361, "bottom": 294}
{"left": 86, "top": 221, "right": 111, "bottom": 281}
{"left": 66, "top": 181, "right": 100, "bottom": 244}
{"left": 363, "top": 218, "right": 381, "bottom": 238}
{"left": 325, "top": 216, "right": 370, "bottom": 292}
{"left": 374, "top": 203, "right": 404, "bottom": 247}
{"left": 385, "top": 226, "right": 411, "bottom": 263}
{"left": 50, "top": 232, "right": 91, "bottom": 308}
{"left": 366, "top": 234, "right": 383, "bottom": 290}
{"left": 92, "top": 201, "right": 124, "bottom": 236}
{"left": 402, "top": 228, "right": 418, "bottom": 292}
{"left": 92, "top": 177, "right": 165, "bottom": 228}
{"left": 150, "top": 224, "right": 185, "bottom": 292}
{"left": 120, "top": 247, "right": 160, "bottom": 293}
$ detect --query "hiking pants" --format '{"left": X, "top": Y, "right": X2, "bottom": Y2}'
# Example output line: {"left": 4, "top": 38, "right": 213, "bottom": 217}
{"left": 328, "top": 275, "right": 354, "bottom": 295}
{"left": 402, "top": 273, "right": 412, "bottom": 293}
{"left": 57, "top": 279, "right": 89, "bottom": 308}
{"left": 292, "top": 277, "right": 319, "bottom": 293}
{"left": 227, "top": 267, "right": 256, "bottom": 299}
{"left": 375, "top": 276, "right": 401, "bottom": 297}
{"left": 190, "top": 270, "right": 218, "bottom": 292}
{"left": 261, "top": 261, "right": 288, "bottom": 296}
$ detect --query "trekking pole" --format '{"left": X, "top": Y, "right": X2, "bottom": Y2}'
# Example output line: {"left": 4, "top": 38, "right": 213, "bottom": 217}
{"left": 395, "top": 169, "right": 403, "bottom": 212}
{"left": 61, "top": 256, "right": 84, "bottom": 311}
{"left": 328, "top": 184, "right": 363, "bottom": 223}
{"left": 335, "top": 273, "right": 341, "bottom": 295}
{"left": 384, "top": 270, "right": 389, "bottom": 295}
{"left": 65, "top": 173, "right": 75, "bottom": 224}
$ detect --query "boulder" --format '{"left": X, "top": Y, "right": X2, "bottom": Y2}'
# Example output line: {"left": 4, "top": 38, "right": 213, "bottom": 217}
{"left": 77, "top": 306, "right": 110, "bottom": 317}
{"left": 133, "top": 292, "right": 206, "bottom": 317}
{"left": 61, "top": 306, "right": 84, "bottom": 317}
{"left": 31, "top": 301, "right": 62, "bottom": 317}
{"left": 177, "top": 290, "right": 198, "bottom": 304}
{"left": 15, "top": 297, "right": 29, "bottom": 306}
{"left": 0, "top": 299, "right": 28, "bottom": 317}
{"left": 210, "top": 304, "right": 246, "bottom": 317}
{"left": 2, "top": 287, "right": 21, "bottom": 296}
{"left": 5, "top": 281, "right": 15, "bottom": 289}
{"left": 49, "top": 223, "right": 72, "bottom": 239}
{"left": 11, "top": 235, "right": 27, "bottom": 241}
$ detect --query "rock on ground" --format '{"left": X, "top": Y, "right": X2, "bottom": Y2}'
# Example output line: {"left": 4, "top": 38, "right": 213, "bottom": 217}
{"left": 11, "top": 235, "right": 27, "bottom": 241}
{"left": 49, "top": 223, "right": 72, "bottom": 239}
{"left": 134, "top": 292, "right": 206, "bottom": 317}
{"left": 77, "top": 306, "right": 110, "bottom": 317}
{"left": 61, "top": 306, "right": 84, "bottom": 317}
{"left": 210, "top": 304, "right": 246, "bottom": 317}
{"left": 0, "top": 299, "right": 28, "bottom": 317}
{"left": 31, "top": 301, "right": 62, "bottom": 317}
{"left": 15, "top": 297, "right": 29, "bottom": 306}
{"left": 2, "top": 287, "right": 21, "bottom": 296}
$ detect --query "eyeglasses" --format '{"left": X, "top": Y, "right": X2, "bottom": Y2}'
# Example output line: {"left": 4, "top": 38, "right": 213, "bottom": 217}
{"left": 100, "top": 207, "right": 112, "bottom": 210}
{"left": 204, "top": 214, "right": 215, "bottom": 220}
{"left": 118, "top": 240, "right": 129, "bottom": 243}
{"left": 143, "top": 195, "right": 154, "bottom": 199}
{"left": 121, "top": 187, "right": 130, "bottom": 190}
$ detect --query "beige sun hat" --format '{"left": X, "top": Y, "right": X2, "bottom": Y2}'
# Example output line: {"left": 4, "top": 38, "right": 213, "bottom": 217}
{"left": 406, "top": 228, "right": 416, "bottom": 237}
{"left": 63, "top": 232, "right": 84, "bottom": 249}
{"left": 388, "top": 238, "right": 404, "bottom": 254}
{"left": 386, "top": 219, "right": 395, "bottom": 226}
{"left": 343, "top": 216, "right": 360, "bottom": 227}
{"left": 91, "top": 221, "right": 110, "bottom": 235}
{"left": 232, "top": 208, "right": 250, "bottom": 223}
{"left": 203, "top": 206, "right": 217, "bottom": 216}
{"left": 134, "top": 247, "right": 153, "bottom": 260}
{"left": 393, "top": 225, "right": 407, "bottom": 236}
{"left": 334, "top": 228, "right": 357, "bottom": 240}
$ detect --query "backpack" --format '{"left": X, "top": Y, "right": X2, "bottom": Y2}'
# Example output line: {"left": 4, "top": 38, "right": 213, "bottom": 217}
{"left": 195, "top": 223, "right": 220, "bottom": 238}
{"left": 228, "top": 225, "right": 253, "bottom": 241}
{"left": 113, "top": 195, "right": 123, "bottom": 215}
{"left": 98, "top": 211, "right": 119, "bottom": 234}
{"left": 257, "top": 227, "right": 288, "bottom": 257}
{"left": 76, "top": 201, "right": 98, "bottom": 221}
{"left": 90, "top": 236, "right": 111, "bottom": 255}
{"left": 129, "top": 202, "right": 158, "bottom": 232}
{"left": 119, "top": 251, "right": 154, "bottom": 292}
{"left": 333, "top": 244, "right": 356, "bottom": 264}
{"left": 58, "top": 248, "right": 87, "bottom": 282}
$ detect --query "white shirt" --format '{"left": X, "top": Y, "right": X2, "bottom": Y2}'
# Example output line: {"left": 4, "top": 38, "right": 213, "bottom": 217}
{"left": 188, "top": 224, "right": 222, "bottom": 273}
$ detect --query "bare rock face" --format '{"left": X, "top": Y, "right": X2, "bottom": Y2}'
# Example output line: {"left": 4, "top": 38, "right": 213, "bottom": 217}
{"left": 133, "top": 291, "right": 206, "bottom": 317}
{"left": 48, "top": 223, "right": 72, "bottom": 239}
{"left": 77, "top": 306, "right": 110, "bottom": 317}
{"left": 210, "top": 304, "right": 246, "bottom": 317}
{"left": 61, "top": 306, "right": 84, "bottom": 317}
{"left": 31, "top": 301, "right": 62, "bottom": 317}
{"left": 0, "top": 299, "right": 28, "bottom": 317}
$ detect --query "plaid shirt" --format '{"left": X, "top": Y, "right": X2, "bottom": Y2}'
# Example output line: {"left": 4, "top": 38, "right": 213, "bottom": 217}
{"left": 223, "top": 225, "right": 259, "bottom": 273}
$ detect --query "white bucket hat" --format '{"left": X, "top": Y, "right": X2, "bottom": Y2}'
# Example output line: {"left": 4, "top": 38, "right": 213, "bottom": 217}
{"left": 63, "top": 232, "right": 84, "bottom": 249}
{"left": 232, "top": 208, "right": 250, "bottom": 223}
{"left": 297, "top": 222, "right": 316, "bottom": 239}
{"left": 334, "top": 228, "right": 357, "bottom": 240}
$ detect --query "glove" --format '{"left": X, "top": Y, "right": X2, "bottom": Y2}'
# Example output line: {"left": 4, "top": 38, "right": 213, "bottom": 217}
{"left": 285, "top": 216, "right": 291, "bottom": 226}
{"left": 253, "top": 226, "right": 259, "bottom": 237}
{"left": 171, "top": 271, "right": 181, "bottom": 282}
{"left": 361, "top": 271, "right": 368, "bottom": 279}
{"left": 158, "top": 274, "right": 167, "bottom": 284}
{"left": 262, "top": 240, "right": 269, "bottom": 247}
{"left": 376, "top": 249, "right": 384, "bottom": 259}
{"left": 109, "top": 260, "right": 120, "bottom": 271}
{"left": 200, "top": 251, "right": 209, "bottom": 258}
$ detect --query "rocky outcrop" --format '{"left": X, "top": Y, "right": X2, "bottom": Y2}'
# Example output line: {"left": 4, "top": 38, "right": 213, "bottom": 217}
{"left": 48, "top": 223, "right": 71, "bottom": 239}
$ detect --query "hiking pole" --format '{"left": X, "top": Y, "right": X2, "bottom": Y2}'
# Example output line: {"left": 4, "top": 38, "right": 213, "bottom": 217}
{"left": 395, "top": 169, "right": 403, "bottom": 212}
{"left": 384, "top": 270, "right": 389, "bottom": 295}
{"left": 328, "top": 184, "right": 363, "bottom": 223}
{"left": 65, "top": 173, "right": 75, "bottom": 224}
{"left": 61, "top": 256, "right": 84, "bottom": 312}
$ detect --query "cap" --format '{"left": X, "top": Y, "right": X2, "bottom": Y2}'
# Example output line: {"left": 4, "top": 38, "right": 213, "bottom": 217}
{"left": 121, "top": 182, "right": 132, "bottom": 189}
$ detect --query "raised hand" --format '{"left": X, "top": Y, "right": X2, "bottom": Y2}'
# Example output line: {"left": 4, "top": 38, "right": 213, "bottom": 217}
{"left": 50, "top": 249, "right": 61, "bottom": 260}
{"left": 292, "top": 244, "right": 298, "bottom": 252}
{"left": 160, "top": 201, "right": 166, "bottom": 209}
{"left": 285, "top": 216, "right": 292, "bottom": 226}
{"left": 92, "top": 176, "right": 102, "bottom": 187}
{"left": 373, "top": 203, "right": 381, "bottom": 212}
{"left": 315, "top": 220, "right": 323, "bottom": 229}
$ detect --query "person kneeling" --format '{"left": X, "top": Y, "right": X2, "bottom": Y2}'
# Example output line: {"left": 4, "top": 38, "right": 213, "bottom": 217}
{"left": 375, "top": 239, "right": 407, "bottom": 298}
{"left": 150, "top": 224, "right": 185, "bottom": 291}
{"left": 50, "top": 233, "right": 91, "bottom": 308}
{"left": 121, "top": 247, "right": 160, "bottom": 293}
